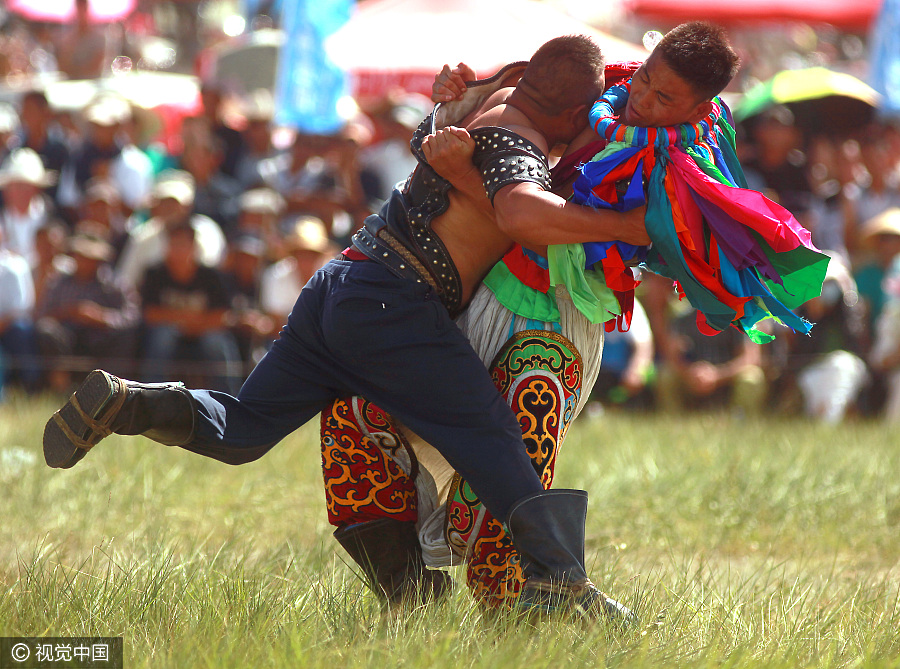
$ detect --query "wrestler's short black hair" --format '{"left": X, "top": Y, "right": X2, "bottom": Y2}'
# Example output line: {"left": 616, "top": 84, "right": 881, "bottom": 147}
{"left": 525, "top": 35, "right": 605, "bottom": 115}
{"left": 655, "top": 22, "right": 740, "bottom": 102}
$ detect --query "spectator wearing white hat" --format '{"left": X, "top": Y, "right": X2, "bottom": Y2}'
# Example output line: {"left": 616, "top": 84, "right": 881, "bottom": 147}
{"left": 260, "top": 216, "right": 334, "bottom": 322}
{"left": 115, "top": 170, "right": 226, "bottom": 290}
{"left": 57, "top": 96, "right": 153, "bottom": 215}
{"left": 0, "top": 147, "right": 56, "bottom": 268}
{"left": 232, "top": 187, "right": 285, "bottom": 260}
{"left": 80, "top": 178, "right": 129, "bottom": 261}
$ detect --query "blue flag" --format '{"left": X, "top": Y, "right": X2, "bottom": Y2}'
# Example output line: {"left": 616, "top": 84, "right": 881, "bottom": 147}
{"left": 275, "top": 0, "right": 352, "bottom": 132}
{"left": 870, "top": 0, "right": 900, "bottom": 116}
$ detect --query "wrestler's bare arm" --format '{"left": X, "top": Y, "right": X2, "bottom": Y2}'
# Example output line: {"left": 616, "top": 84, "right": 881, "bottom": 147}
{"left": 429, "top": 65, "right": 648, "bottom": 249}
{"left": 459, "top": 109, "right": 650, "bottom": 248}
{"left": 494, "top": 181, "right": 649, "bottom": 247}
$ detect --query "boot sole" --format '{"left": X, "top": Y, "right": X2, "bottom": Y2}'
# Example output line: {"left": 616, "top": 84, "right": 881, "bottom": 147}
{"left": 43, "top": 370, "right": 123, "bottom": 469}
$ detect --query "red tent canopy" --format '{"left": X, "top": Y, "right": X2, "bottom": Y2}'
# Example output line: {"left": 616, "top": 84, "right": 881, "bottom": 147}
{"left": 7, "top": 0, "right": 136, "bottom": 23}
{"left": 623, "top": 0, "right": 881, "bottom": 31}
{"left": 326, "top": 0, "right": 649, "bottom": 102}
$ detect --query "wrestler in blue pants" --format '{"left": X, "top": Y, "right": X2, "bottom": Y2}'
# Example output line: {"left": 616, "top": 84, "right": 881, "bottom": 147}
{"left": 182, "top": 258, "right": 543, "bottom": 523}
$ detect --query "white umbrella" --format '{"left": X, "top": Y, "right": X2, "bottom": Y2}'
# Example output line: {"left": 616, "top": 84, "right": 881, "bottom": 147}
{"left": 325, "top": 0, "right": 648, "bottom": 101}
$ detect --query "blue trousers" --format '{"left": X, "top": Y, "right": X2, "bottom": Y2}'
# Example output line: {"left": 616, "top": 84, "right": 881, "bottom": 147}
{"left": 182, "top": 259, "right": 543, "bottom": 522}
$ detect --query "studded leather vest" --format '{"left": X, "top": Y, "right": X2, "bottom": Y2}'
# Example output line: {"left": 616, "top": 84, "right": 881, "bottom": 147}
{"left": 351, "top": 62, "right": 551, "bottom": 319}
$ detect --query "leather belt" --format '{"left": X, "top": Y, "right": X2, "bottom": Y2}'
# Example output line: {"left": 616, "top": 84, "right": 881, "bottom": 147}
{"left": 351, "top": 226, "right": 441, "bottom": 294}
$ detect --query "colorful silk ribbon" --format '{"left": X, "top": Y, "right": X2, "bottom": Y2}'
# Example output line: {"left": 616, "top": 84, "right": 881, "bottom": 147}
{"left": 553, "top": 78, "right": 829, "bottom": 342}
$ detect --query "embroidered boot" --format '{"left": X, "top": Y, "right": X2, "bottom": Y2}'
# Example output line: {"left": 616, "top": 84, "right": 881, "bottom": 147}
{"left": 44, "top": 369, "right": 196, "bottom": 469}
{"left": 507, "top": 489, "right": 636, "bottom": 624}
{"left": 334, "top": 517, "right": 452, "bottom": 605}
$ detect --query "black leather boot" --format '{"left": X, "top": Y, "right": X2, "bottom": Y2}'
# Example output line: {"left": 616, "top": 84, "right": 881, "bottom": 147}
{"left": 44, "top": 369, "right": 196, "bottom": 469}
{"left": 333, "top": 517, "right": 451, "bottom": 605}
{"left": 507, "top": 489, "right": 636, "bottom": 623}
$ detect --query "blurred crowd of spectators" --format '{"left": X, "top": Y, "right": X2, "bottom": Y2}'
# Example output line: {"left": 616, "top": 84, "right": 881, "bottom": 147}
{"left": 0, "top": 71, "right": 432, "bottom": 397}
{"left": 3, "top": 5, "right": 900, "bottom": 425}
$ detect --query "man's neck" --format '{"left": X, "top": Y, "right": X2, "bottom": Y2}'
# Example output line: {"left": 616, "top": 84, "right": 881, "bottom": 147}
{"left": 506, "top": 89, "right": 562, "bottom": 149}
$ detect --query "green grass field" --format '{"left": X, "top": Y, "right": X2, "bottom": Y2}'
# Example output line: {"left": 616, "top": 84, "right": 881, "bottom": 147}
{"left": 2, "top": 393, "right": 899, "bottom": 668}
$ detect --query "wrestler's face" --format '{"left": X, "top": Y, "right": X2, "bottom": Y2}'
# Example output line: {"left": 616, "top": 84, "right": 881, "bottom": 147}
{"left": 623, "top": 52, "right": 711, "bottom": 128}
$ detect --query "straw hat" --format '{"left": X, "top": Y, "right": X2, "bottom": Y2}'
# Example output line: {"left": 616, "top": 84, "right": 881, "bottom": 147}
{"left": 69, "top": 224, "right": 114, "bottom": 262}
{"left": 232, "top": 234, "right": 267, "bottom": 258}
{"left": 0, "top": 148, "right": 56, "bottom": 188}
{"left": 285, "top": 216, "right": 331, "bottom": 253}
{"left": 83, "top": 96, "right": 131, "bottom": 127}
{"left": 83, "top": 178, "right": 122, "bottom": 204}
{"left": 861, "top": 208, "right": 900, "bottom": 240}
{"left": 239, "top": 187, "right": 285, "bottom": 216}
{"left": 151, "top": 171, "right": 196, "bottom": 207}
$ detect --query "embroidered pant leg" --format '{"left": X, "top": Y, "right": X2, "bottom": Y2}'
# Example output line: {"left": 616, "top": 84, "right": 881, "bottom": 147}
{"left": 449, "top": 330, "right": 584, "bottom": 608}
{"left": 321, "top": 396, "right": 418, "bottom": 526}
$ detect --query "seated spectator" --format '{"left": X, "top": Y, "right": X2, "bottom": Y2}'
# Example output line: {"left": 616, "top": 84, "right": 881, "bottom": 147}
{"left": 140, "top": 222, "right": 242, "bottom": 392}
{"left": 0, "top": 225, "right": 40, "bottom": 397}
{"left": 197, "top": 82, "right": 243, "bottom": 179}
{"left": 32, "top": 220, "right": 74, "bottom": 308}
{"left": 222, "top": 235, "right": 277, "bottom": 365}
{"left": 854, "top": 208, "right": 900, "bottom": 335}
{"left": 773, "top": 254, "right": 869, "bottom": 423}
{"left": 742, "top": 106, "right": 815, "bottom": 228}
{"left": 17, "top": 90, "right": 70, "bottom": 206}
{"left": 804, "top": 136, "right": 857, "bottom": 265}
{"left": 0, "top": 147, "right": 56, "bottom": 267}
{"left": 233, "top": 89, "right": 279, "bottom": 189}
{"left": 645, "top": 274, "right": 767, "bottom": 416}
{"left": 116, "top": 172, "right": 226, "bottom": 289}
{"left": 591, "top": 295, "right": 655, "bottom": 410}
{"left": 80, "top": 179, "right": 129, "bottom": 262}
{"left": 232, "top": 187, "right": 285, "bottom": 259}
{"left": 57, "top": 96, "right": 153, "bottom": 217}
{"left": 260, "top": 216, "right": 333, "bottom": 322}
{"left": 35, "top": 225, "right": 139, "bottom": 392}
{"left": 868, "top": 252, "right": 900, "bottom": 422}
{"left": 846, "top": 122, "right": 900, "bottom": 261}
{"left": 180, "top": 119, "right": 242, "bottom": 234}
